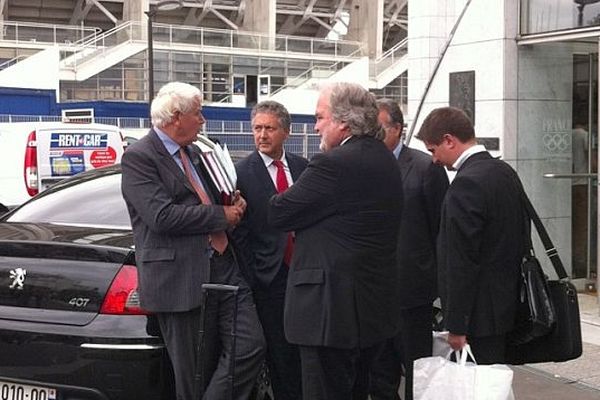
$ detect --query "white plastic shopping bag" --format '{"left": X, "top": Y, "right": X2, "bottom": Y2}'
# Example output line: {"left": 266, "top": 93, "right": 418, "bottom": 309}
{"left": 432, "top": 331, "right": 452, "bottom": 357}
{"left": 414, "top": 344, "right": 514, "bottom": 400}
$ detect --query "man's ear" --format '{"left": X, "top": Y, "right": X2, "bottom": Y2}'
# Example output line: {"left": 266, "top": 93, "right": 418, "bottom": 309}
{"left": 442, "top": 133, "right": 456, "bottom": 148}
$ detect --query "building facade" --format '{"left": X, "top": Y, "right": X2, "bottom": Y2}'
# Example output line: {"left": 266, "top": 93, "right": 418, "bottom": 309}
{"left": 407, "top": 0, "right": 599, "bottom": 290}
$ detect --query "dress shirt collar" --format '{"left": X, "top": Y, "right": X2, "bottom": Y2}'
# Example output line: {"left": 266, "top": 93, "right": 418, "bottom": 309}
{"left": 452, "top": 144, "right": 487, "bottom": 171}
{"left": 154, "top": 127, "right": 181, "bottom": 156}
{"left": 258, "top": 150, "right": 288, "bottom": 169}
{"left": 340, "top": 135, "right": 353, "bottom": 146}
{"left": 392, "top": 141, "right": 403, "bottom": 159}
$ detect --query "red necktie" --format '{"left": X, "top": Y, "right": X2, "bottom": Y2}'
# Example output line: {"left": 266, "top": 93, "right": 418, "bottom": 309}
{"left": 179, "top": 148, "right": 228, "bottom": 254}
{"left": 272, "top": 160, "right": 294, "bottom": 266}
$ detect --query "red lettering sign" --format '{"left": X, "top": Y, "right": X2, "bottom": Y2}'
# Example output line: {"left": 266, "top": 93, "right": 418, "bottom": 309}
{"left": 90, "top": 146, "right": 117, "bottom": 168}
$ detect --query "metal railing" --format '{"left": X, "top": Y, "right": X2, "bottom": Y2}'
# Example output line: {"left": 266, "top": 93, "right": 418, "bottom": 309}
{"left": 0, "top": 114, "right": 321, "bottom": 159}
{"left": 370, "top": 38, "right": 408, "bottom": 78}
{"left": 0, "top": 55, "right": 27, "bottom": 71}
{"left": 0, "top": 20, "right": 99, "bottom": 46}
{"left": 59, "top": 20, "right": 365, "bottom": 70}
{"left": 269, "top": 60, "right": 345, "bottom": 97}
{"left": 59, "top": 22, "right": 143, "bottom": 69}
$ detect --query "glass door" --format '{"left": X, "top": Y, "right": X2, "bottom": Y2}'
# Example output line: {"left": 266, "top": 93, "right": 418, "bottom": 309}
{"left": 571, "top": 53, "right": 598, "bottom": 286}
{"left": 543, "top": 51, "right": 598, "bottom": 288}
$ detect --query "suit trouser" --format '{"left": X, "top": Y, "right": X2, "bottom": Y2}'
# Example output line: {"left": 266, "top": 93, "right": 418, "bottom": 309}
{"left": 467, "top": 334, "right": 507, "bottom": 365}
{"left": 368, "top": 304, "right": 433, "bottom": 400}
{"left": 157, "top": 248, "right": 266, "bottom": 400}
{"left": 254, "top": 265, "right": 302, "bottom": 400}
{"left": 299, "top": 343, "right": 382, "bottom": 400}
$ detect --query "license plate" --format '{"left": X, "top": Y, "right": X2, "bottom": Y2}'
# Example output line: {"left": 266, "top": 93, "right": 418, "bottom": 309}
{"left": 0, "top": 381, "right": 56, "bottom": 400}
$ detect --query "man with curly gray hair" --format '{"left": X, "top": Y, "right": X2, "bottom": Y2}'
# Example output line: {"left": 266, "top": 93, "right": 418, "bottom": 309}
{"left": 268, "top": 82, "right": 404, "bottom": 399}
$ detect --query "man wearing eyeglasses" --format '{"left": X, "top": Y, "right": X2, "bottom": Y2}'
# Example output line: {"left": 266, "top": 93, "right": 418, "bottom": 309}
{"left": 233, "top": 100, "right": 308, "bottom": 400}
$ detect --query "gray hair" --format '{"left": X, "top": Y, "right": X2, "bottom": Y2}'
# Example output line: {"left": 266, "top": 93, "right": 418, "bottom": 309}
{"left": 151, "top": 82, "right": 202, "bottom": 128}
{"left": 251, "top": 100, "right": 291, "bottom": 132}
{"left": 323, "top": 82, "right": 383, "bottom": 140}
{"left": 376, "top": 99, "right": 404, "bottom": 128}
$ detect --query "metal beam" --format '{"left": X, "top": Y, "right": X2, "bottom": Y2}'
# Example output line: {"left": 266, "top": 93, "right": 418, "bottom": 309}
{"left": 279, "top": 16, "right": 306, "bottom": 35}
{"left": 309, "top": 15, "right": 334, "bottom": 32}
{"left": 210, "top": 8, "right": 238, "bottom": 30}
{"left": 332, "top": 0, "right": 348, "bottom": 20}
{"left": 71, "top": 0, "right": 94, "bottom": 25}
{"left": 89, "top": 0, "right": 118, "bottom": 24}
{"left": 183, "top": 8, "right": 201, "bottom": 25}
{"left": 233, "top": 0, "right": 246, "bottom": 26}
{"left": 303, "top": 0, "right": 318, "bottom": 17}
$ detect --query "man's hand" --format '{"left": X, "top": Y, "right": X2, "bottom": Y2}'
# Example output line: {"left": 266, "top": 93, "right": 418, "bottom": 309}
{"left": 223, "top": 191, "right": 246, "bottom": 226}
{"left": 232, "top": 190, "right": 247, "bottom": 213}
{"left": 447, "top": 333, "right": 467, "bottom": 351}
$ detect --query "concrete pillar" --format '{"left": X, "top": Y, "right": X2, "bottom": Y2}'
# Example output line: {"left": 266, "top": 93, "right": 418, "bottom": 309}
{"left": 123, "top": 0, "right": 149, "bottom": 23}
{"left": 243, "top": 0, "right": 276, "bottom": 50}
{"left": 347, "top": 0, "right": 384, "bottom": 58}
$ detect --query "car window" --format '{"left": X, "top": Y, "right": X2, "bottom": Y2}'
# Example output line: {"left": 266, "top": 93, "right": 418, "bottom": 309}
{"left": 6, "top": 172, "right": 131, "bottom": 229}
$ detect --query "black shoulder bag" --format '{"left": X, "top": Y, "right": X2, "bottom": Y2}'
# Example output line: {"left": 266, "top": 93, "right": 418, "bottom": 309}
{"left": 506, "top": 189, "right": 583, "bottom": 364}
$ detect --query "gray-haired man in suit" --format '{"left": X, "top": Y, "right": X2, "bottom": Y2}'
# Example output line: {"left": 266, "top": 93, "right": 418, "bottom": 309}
{"left": 368, "top": 100, "right": 448, "bottom": 400}
{"left": 121, "top": 81, "right": 265, "bottom": 400}
{"left": 233, "top": 100, "right": 308, "bottom": 400}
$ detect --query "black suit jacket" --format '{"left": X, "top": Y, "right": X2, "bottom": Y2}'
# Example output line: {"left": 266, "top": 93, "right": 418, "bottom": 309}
{"left": 268, "top": 136, "right": 404, "bottom": 349}
{"left": 437, "top": 151, "right": 526, "bottom": 337}
{"left": 396, "top": 146, "right": 448, "bottom": 308}
{"left": 121, "top": 129, "right": 228, "bottom": 312}
{"left": 232, "top": 150, "right": 308, "bottom": 290}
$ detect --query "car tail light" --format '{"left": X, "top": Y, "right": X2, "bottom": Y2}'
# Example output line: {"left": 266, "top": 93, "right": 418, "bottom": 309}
{"left": 23, "top": 130, "right": 38, "bottom": 197}
{"left": 100, "top": 265, "right": 149, "bottom": 315}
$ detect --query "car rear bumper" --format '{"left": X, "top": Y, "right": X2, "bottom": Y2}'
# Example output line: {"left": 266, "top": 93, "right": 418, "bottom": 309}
{"left": 0, "top": 314, "right": 174, "bottom": 400}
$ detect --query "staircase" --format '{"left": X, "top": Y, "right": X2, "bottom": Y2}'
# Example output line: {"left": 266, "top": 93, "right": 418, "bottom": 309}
{"left": 59, "top": 22, "right": 145, "bottom": 81}
{"left": 369, "top": 38, "right": 408, "bottom": 89}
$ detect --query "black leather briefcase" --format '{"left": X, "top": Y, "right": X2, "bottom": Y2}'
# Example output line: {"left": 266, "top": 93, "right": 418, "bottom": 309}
{"left": 507, "top": 278, "right": 582, "bottom": 364}
{"left": 505, "top": 189, "right": 582, "bottom": 365}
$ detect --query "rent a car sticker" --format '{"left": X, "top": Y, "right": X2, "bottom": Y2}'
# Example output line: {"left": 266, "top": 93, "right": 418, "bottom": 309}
{"left": 48, "top": 132, "right": 117, "bottom": 176}
{"left": 50, "top": 151, "right": 85, "bottom": 176}
{"left": 50, "top": 132, "right": 108, "bottom": 149}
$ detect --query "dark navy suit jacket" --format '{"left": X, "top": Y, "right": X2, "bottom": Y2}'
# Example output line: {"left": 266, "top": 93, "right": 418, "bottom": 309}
{"left": 232, "top": 150, "right": 308, "bottom": 290}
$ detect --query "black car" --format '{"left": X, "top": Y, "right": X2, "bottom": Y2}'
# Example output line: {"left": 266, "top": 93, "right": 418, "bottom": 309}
{"left": 0, "top": 165, "right": 270, "bottom": 400}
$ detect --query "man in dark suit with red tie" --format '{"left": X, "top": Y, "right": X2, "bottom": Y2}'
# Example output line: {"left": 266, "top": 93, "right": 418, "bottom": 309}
{"left": 417, "top": 106, "right": 527, "bottom": 364}
{"left": 369, "top": 99, "right": 449, "bottom": 400}
{"left": 233, "top": 100, "right": 308, "bottom": 400}
{"left": 268, "top": 83, "right": 404, "bottom": 400}
{"left": 121, "top": 82, "right": 265, "bottom": 400}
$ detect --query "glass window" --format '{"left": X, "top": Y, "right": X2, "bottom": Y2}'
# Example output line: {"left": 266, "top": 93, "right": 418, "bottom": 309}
{"left": 521, "top": 0, "right": 600, "bottom": 35}
{"left": 6, "top": 170, "right": 131, "bottom": 229}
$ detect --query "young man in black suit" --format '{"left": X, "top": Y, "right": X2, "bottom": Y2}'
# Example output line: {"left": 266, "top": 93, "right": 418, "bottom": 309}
{"left": 121, "top": 81, "right": 265, "bottom": 400}
{"left": 417, "top": 106, "right": 527, "bottom": 364}
{"left": 368, "top": 100, "right": 448, "bottom": 400}
{"left": 268, "top": 82, "right": 404, "bottom": 400}
{"left": 233, "top": 100, "right": 308, "bottom": 400}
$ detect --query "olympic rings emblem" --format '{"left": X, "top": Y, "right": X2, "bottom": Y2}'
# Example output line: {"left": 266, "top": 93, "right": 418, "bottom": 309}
{"left": 542, "top": 133, "right": 570, "bottom": 153}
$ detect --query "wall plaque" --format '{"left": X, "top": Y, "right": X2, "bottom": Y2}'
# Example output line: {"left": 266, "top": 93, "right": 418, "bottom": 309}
{"left": 477, "top": 137, "right": 500, "bottom": 151}
{"left": 449, "top": 71, "right": 475, "bottom": 124}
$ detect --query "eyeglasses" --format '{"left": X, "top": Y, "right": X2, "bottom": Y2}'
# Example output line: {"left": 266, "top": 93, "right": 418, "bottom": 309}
{"left": 252, "top": 125, "right": 278, "bottom": 133}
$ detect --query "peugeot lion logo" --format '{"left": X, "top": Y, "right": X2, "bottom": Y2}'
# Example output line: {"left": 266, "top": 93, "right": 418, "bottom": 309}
{"left": 9, "top": 268, "right": 27, "bottom": 290}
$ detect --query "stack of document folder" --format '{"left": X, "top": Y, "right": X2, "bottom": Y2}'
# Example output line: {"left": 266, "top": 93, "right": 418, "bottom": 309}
{"left": 195, "top": 135, "right": 237, "bottom": 205}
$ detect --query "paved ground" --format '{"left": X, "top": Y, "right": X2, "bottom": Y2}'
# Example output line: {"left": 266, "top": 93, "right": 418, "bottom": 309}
{"left": 510, "top": 293, "right": 600, "bottom": 399}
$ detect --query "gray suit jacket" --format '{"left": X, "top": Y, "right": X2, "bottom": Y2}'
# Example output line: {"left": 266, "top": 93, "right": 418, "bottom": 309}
{"left": 121, "top": 129, "right": 228, "bottom": 312}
